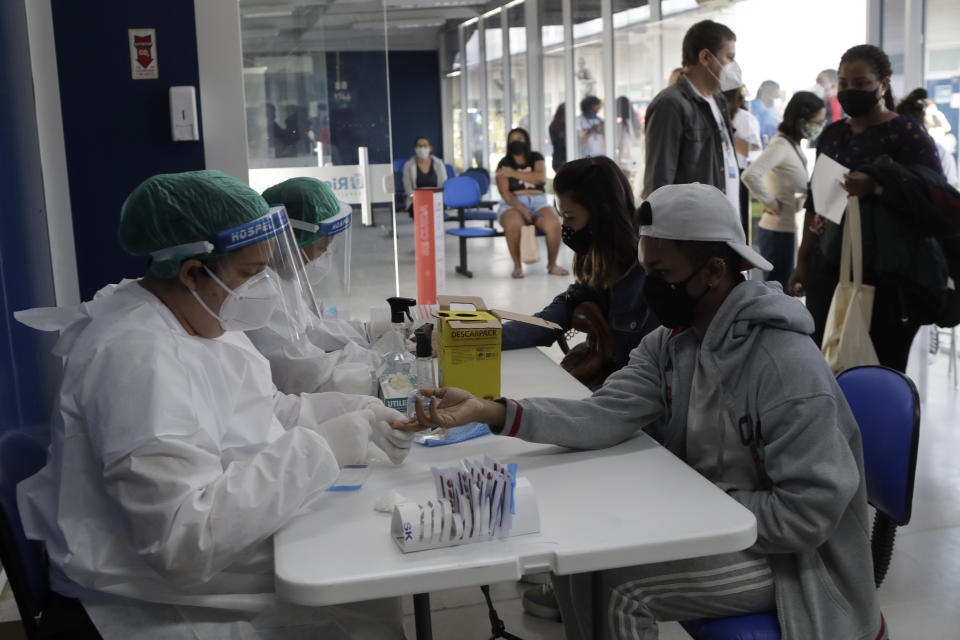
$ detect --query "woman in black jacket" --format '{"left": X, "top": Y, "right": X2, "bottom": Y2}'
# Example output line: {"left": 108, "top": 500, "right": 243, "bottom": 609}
{"left": 789, "top": 44, "right": 944, "bottom": 372}
{"left": 501, "top": 156, "right": 659, "bottom": 382}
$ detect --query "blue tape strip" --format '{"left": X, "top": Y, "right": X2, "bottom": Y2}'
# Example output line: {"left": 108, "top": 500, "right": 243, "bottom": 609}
{"left": 415, "top": 422, "right": 491, "bottom": 446}
{"left": 507, "top": 463, "right": 518, "bottom": 515}
{"left": 316, "top": 211, "right": 352, "bottom": 237}
{"left": 212, "top": 208, "right": 289, "bottom": 254}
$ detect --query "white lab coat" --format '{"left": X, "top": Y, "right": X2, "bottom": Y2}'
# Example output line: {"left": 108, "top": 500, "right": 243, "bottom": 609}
{"left": 311, "top": 298, "right": 374, "bottom": 351}
{"left": 15, "top": 280, "right": 403, "bottom": 639}
{"left": 246, "top": 285, "right": 381, "bottom": 395}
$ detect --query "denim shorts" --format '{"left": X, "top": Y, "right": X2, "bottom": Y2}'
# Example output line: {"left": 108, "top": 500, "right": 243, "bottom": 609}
{"left": 497, "top": 193, "right": 549, "bottom": 216}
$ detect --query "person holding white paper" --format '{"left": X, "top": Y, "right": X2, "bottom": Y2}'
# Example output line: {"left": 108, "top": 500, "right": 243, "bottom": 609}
{"left": 789, "top": 44, "right": 944, "bottom": 371}
{"left": 400, "top": 183, "right": 887, "bottom": 640}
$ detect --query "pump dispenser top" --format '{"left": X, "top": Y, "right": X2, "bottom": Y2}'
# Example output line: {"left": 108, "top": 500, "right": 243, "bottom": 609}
{"left": 380, "top": 297, "right": 417, "bottom": 378}
{"left": 387, "top": 297, "right": 417, "bottom": 324}
{"left": 415, "top": 323, "right": 433, "bottom": 359}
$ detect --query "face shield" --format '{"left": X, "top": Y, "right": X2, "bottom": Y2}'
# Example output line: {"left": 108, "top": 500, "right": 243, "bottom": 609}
{"left": 149, "top": 206, "right": 310, "bottom": 336}
{"left": 293, "top": 200, "right": 353, "bottom": 319}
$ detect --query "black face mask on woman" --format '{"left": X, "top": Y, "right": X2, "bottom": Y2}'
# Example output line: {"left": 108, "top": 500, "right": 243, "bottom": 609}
{"left": 837, "top": 87, "right": 881, "bottom": 117}
{"left": 561, "top": 224, "right": 592, "bottom": 254}
{"left": 508, "top": 139, "right": 530, "bottom": 156}
{"left": 642, "top": 263, "right": 710, "bottom": 329}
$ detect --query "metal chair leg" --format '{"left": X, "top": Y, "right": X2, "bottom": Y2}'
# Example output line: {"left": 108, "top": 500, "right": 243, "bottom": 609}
{"left": 951, "top": 327, "right": 957, "bottom": 389}
{"left": 455, "top": 235, "right": 473, "bottom": 278}
{"left": 413, "top": 593, "right": 433, "bottom": 640}
{"left": 871, "top": 511, "right": 897, "bottom": 588}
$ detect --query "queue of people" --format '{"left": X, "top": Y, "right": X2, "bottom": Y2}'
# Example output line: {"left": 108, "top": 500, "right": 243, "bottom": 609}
{"left": 10, "top": 14, "right": 960, "bottom": 640}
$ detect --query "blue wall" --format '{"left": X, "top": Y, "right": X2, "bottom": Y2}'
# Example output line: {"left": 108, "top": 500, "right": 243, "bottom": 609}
{"left": 0, "top": 1, "right": 61, "bottom": 441}
{"left": 388, "top": 51, "right": 443, "bottom": 163}
{"left": 51, "top": 0, "right": 206, "bottom": 300}
{"left": 320, "top": 50, "right": 443, "bottom": 166}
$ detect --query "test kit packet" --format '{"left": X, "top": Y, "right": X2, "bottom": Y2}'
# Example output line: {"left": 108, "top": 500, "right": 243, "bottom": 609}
{"left": 435, "top": 295, "right": 560, "bottom": 399}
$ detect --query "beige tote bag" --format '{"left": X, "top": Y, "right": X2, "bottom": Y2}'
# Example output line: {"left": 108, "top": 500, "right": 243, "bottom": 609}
{"left": 821, "top": 196, "right": 880, "bottom": 374}
{"left": 520, "top": 224, "right": 541, "bottom": 264}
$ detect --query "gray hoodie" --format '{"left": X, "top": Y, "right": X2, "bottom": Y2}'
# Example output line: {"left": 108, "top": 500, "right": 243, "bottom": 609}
{"left": 502, "top": 280, "right": 884, "bottom": 640}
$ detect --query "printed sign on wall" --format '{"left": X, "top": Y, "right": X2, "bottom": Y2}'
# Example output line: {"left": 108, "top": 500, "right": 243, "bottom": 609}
{"left": 128, "top": 28, "right": 158, "bottom": 79}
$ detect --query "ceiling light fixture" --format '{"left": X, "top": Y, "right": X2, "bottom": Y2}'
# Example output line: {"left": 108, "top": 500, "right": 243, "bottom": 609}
{"left": 387, "top": 0, "right": 479, "bottom": 8}
{"left": 243, "top": 9, "right": 294, "bottom": 19}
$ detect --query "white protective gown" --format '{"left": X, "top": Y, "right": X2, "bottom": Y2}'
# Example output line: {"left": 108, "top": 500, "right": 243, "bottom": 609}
{"left": 246, "top": 278, "right": 381, "bottom": 395}
{"left": 15, "top": 280, "right": 403, "bottom": 639}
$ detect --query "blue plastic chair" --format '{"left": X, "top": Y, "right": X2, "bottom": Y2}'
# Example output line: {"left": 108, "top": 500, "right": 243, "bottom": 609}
{"left": 444, "top": 163, "right": 456, "bottom": 180}
{"left": 442, "top": 177, "right": 498, "bottom": 278}
{"left": 680, "top": 366, "right": 919, "bottom": 640}
{"left": 392, "top": 157, "right": 407, "bottom": 174}
{"left": 0, "top": 431, "right": 101, "bottom": 639}
{"left": 444, "top": 168, "right": 498, "bottom": 226}
{"left": 461, "top": 167, "right": 499, "bottom": 209}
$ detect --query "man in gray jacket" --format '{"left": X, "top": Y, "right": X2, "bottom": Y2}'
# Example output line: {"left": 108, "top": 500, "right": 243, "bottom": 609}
{"left": 643, "top": 20, "right": 742, "bottom": 217}
{"left": 401, "top": 183, "right": 887, "bottom": 640}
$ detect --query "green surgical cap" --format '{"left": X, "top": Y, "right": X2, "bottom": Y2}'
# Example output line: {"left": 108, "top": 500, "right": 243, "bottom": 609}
{"left": 262, "top": 177, "right": 342, "bottom": 248}
{"left": 119, "top": 170, "right": 269, "bottom": 278}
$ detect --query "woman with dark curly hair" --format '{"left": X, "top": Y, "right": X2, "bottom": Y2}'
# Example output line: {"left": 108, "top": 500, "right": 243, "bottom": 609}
{"left": 789, "top": 44, "right": 945, "bottom": 371}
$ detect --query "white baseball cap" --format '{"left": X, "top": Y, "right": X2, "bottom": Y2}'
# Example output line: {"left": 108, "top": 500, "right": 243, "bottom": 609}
{"left": 638, "top": 183, "right": 773, "bottom": 272}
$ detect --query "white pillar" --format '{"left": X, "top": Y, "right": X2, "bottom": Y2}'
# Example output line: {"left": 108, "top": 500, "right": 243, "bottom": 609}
{"left": 866, "top": 0, "right": 882, "bottom": 45}
{"left": 358, "top": 146, "right": 373, "bottom": 227}
{"left": 602, "top": 0, "right": 615, "bottom": 160}
{"left": 194, "top": 0, "right": 249, "bottom": 182}
{"left": 24, "top": 0, "right": 80, "bottom": 306}
{"left": 903, "top": 0, "right": 924, "bottom": 94}
{"left": 478, "top": 18, "right": 489, "bottom": 168}
{"left": 562, "top": 0, "right": 576, "bottom": 162}
{"left": 525, "top": 0, "right": 544, "bottom": 156}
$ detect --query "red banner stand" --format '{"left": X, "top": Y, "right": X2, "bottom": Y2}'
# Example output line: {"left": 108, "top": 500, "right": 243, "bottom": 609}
{"left": 413, "top": 188, "right": 446, "bottom": 305}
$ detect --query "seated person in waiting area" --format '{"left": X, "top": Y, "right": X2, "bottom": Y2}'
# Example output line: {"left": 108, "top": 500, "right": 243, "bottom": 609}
{"left": 496, "top": 127, "right": 567, "bottom": 279}
{"left": 398, "top": 183, "right": 887, "bottom": 640}
{"left": 402, "top": 135, "right": 448, "bottom": 211}
{"left": 16, "top": 170, "right": 412, "bottom": 640}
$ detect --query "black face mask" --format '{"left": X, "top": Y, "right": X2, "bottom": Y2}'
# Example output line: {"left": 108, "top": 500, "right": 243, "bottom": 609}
{"left": 837, "top": 87, "right": 881, "bottom": 117}
{"left": 642, "top": 263, "right": 710, "bottom": 329}
{"left": 561, "top": 224, "right": 592, "bottom": 254}
{"left": 508, "top": 139, "right": 530, "bottom": 156}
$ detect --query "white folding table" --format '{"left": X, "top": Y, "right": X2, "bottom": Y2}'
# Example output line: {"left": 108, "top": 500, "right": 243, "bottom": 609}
{"left": 274, "top": 348, "right": 757, "bottom": 638}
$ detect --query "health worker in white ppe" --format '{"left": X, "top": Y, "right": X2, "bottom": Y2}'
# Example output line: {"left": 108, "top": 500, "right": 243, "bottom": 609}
{"left": 270, "top": 177, "right": 370, "bottom": 349}
{"left": 247, "top": 177, "right": 381, "bottom": 395}
{"left": 14, "top": 170, "right": 413, "bottom": 640}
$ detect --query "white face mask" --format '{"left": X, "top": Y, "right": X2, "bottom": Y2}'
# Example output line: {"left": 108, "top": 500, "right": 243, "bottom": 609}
{"left": 192, "top": 266, "right": 279, "bottom": 332}
{"left": 415, "top": 147, "right": 431, "bottom": 159}
{"left": 304, "top": 251, "right": 333, "bottom": 289}
{"left": 812, "top": 84, "right": 826, "bottom": 100}
{"left": 708, "top": 53, "right": 743, "bottom": 93}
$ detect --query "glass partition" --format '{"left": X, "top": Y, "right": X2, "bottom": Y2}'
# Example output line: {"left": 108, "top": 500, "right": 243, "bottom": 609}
{"left": 485, "top": 11, "right": 506, "bottom": 170}
{"left": 449, "top": 68, "right": 464, "bottom": 173}
{"left": 924, "top": 0, "right": 960, "bottom": 183}
{"left": 239, "top": 1, "right": 397, "bottom": 315}
{"left": 509, "top": 3, "right": 529, "bottom": 131}
{"left": 541, "top": 0, "right": 565, "bottom": 175}
{"left": 572, "top": 3, "right": 604, "bottom": 159}
{"left": 882, "top": 0, "right": 906, "bottom": 99}
{"left": 612, "top": 0, "right": 652, "bottom": 189}
{"left": 463, "top": 21, "right": 484, "bottom": 168}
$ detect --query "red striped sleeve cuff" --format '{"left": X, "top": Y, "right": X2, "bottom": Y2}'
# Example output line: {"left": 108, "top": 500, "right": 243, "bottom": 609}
{"left": 505, "top": 399, "right": 523, "bottom": 438}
